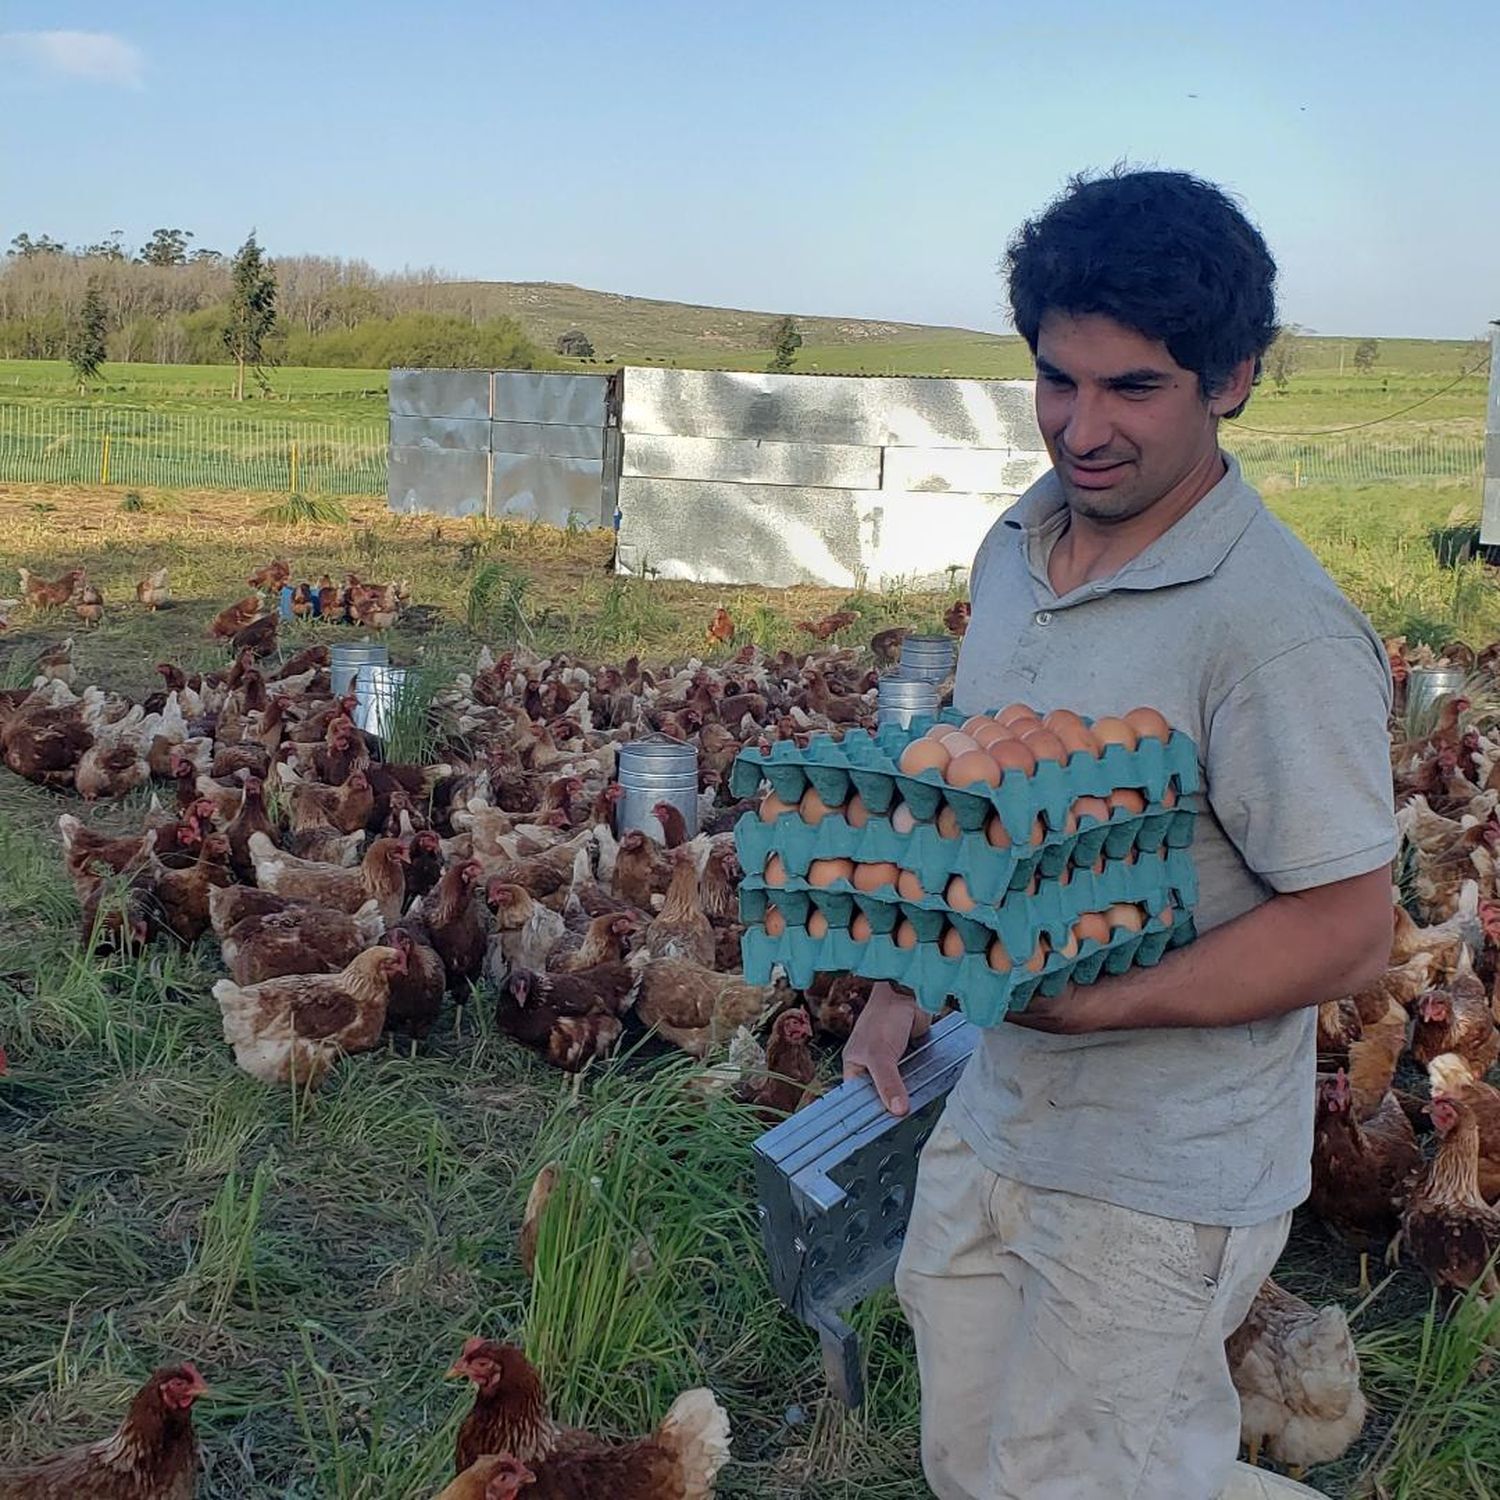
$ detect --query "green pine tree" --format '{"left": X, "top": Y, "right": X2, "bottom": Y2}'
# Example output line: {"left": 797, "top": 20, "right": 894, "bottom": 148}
{"left": 767, "top": 315, "right": 803, "bottom": 374}
{"left": 224, "top": 231, "right": 278, "bottom": 400}
{"left": 68, "top": 278, "right": 109, "bottom": 393}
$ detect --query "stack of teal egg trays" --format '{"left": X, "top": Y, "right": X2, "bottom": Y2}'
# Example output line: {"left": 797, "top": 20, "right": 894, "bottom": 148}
{"left": 730, "top": 712, "right": 1201, "bottom": 1026}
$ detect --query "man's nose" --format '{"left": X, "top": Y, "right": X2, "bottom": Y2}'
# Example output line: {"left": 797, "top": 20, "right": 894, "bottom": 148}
{"left": 1061, "top": 393, "right": 1113, "bottom": 457}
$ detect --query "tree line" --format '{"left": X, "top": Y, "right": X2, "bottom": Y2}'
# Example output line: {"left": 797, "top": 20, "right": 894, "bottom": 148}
{"left": 1, "top": 229, "right": 547, "bottom": 381}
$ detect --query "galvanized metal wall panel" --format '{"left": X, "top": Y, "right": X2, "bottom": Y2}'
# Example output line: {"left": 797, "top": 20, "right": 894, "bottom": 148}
{"left": 389, "top": 368, "right": 491, "bottom": 420}
{"left": 492, "top": 420, "right": 605, "bottom": 461}
{"left": 492, "top": 370, "right": 609, "bottom": 427}
{"left": 855, "top": 491, "right": 1018, "bottom": 583}
{"left": 1484, "top": 330, "right": 1500, "bottom": 546}
{"left": 492, "top": 452, "right": 607, "bottom": 527}
{"left": 389, "top": 415, "right": 491, "bottom": 452}
{"left": 881, "top": 445, "right": 1046, "bottom": 494}
{"left": 621, "top": 367, "right": 1039, "bottom": 450}
{"left": 388, "top": 446, "right": 489, "bottom": 518}
{"left": 615, "top": 477, "right": 864, "bottom": 587}
{"left": 622, "top": 432, "right": 882, "bottom": 488}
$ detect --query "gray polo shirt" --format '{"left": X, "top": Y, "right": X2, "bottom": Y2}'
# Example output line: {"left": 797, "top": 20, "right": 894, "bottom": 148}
{"left": 946, "top": 453, "right": 1397, "bottom": 1226}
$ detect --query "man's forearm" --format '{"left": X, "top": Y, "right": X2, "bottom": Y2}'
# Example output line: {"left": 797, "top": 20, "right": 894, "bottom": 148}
{"left": 1060, "top": 872, "right": 1393, "bottom": 1033}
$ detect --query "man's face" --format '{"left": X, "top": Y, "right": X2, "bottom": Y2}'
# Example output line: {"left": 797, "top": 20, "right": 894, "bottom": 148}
{"left": 1033, "top": 312, "right": 1249, "bottom": 523}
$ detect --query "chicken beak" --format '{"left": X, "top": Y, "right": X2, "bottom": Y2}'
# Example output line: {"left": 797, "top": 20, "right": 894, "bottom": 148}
{"left": 445, "top": 1358, "right": 470, "bottom": 1380}
{"left": 182, "top": 1364, "right": 211, "bottom": 1399}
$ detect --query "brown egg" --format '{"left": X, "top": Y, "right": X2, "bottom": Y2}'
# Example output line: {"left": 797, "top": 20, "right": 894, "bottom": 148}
{"left": 1028, "top": 815, "right": 1046, "bottom": 845}
{"left": 1156, "top": 904, "right": 1175, "bottom": 927}
{"left": 1108, "top": 787, "right": 1147, "bottom": 815}
{"left": 764, "top": 906, "right": 786, "bottom": 937}
{"left": 945, "top": 874, "right": 977, "bottom": 912}
{"left": 985, "top": 815, "right": 1012, "bottom": 849}
{"left": 853, "top": 861, "right": 899, "bottom": 893}
{"left": 1105, "top": 902, "right": 1146, "bottom": 933}
{"left": 1122, "top": 706, "right": 1172, "bottom": 743}
{"left": 939, "top": 925, "right": 966, "bottom": 959}
{"left": 970, "top": 721, "right": 1010, "bottom": 750}
{"left": 1054, "top": 930, "right": 1080, "bottom": 959}
{"left": 989, "top": 738, "right": 1038, "bottom": 775}
{"left": 995, "top": 702, "right": 1040, "bottom": 727}
{"left": 1074, "top": 912, "right": 1112, "bottom": 946}
{"left": 851, "top": 912, "right": 873, "bottom": 941}
{"left": 925, "top": 722, "right": 959, "bottom": 740}
{"left": 807, "top": 858, "right": 854, "bottom": 887}
{"left": 961, "top": 715, "right": 993, "bottom": 737}
{"left": 1092, "top": 716, "right": 1139, "bottom": 753}
{"left": 1019, "top": 726, "right": 1069, "bottom": 764}
{"left": 1043, "top": 709, "right": 1099, "bottom": 759}
{"left": 900, "top": 738, "right": 951, "bottom": 776}
{"left": 939, "top": 732, "right": 981, "bottom": 758}
{"left": 846, "top": 793, "right": 870, "bottom": 829}
{"left": 800, "top": 787, "right": 845, "bottom": 825}
{"left": 987, "top": 937, "right": 1012, "bottom": 972}
{"left": 891, "top": 803, "right": 918, "bottom": 835}
{"left": 1024, "top": 938, "right": 1048, "bottom": 973}
{"left": 807, "top": 909, "right": 830, "bottom": 938}
{"left": 759, "top": 792, "right": 797, "bottom": 823}
{"left": 947, "top": 749, "right": 1002, "bottom": 788}
{"left": 936, "top": 804, "right": 962, "bottom": 840}
{"left": 1071, "top": 795, "right": 1111, "bottom": 827}
{"left": 765, "top": 853, "right": 788, "bottom": 886}
{"left": 894, "top": 919, "right": 918, "bottom": 949}
{"left": 897, "top": 868, "right": 926, "bottom": 901}
{"left": 1160, "top": 783, "right": 1179, "bottom": 809}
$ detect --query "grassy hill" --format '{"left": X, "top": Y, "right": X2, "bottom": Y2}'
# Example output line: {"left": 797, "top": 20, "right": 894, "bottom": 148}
{"left": 437, "top": 280, "right": 1016, "bottom": 366}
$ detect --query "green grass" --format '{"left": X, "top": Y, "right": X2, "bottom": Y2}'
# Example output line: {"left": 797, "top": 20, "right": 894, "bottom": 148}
{"left": 259, "top": 492, "right": 353, "bottom": 526}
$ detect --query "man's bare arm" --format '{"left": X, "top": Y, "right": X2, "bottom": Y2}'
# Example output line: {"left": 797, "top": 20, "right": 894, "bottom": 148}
{"left": 1010, "top": 867, "right": 1393, "bottom": 1035}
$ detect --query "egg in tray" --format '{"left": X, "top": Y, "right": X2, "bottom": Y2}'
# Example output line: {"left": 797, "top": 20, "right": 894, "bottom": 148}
{"left": 731, "top": 705, "right": 1199, "bottom": 1026}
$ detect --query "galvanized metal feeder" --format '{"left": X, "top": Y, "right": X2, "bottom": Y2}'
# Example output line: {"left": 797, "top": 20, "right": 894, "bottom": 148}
{"left": 753, "top": 1011, "right": 976, "bottom": 1406}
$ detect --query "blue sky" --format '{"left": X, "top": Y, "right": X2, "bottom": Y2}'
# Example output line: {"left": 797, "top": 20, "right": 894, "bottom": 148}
{"left": 2, "top": 2, "right": 1495, "bottom": 339}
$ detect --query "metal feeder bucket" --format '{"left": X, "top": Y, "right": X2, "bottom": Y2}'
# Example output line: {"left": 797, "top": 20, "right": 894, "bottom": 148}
{"left": 876, "top": 671, "right": 939, "bottom": 730}
{"left": 1406, "top": 666, "right": 1468, "bottom": 726}
{"left": 898, "top": 634, "right": 956, "bottom": 683}
{"left": 354, "top": 664, "right": 408, "bottom": 741}
{"left": 331, "top": 641, "right": 389, "bottom": 697}
{"left": 616, "top": 736, "right": 699, "bottom": 842}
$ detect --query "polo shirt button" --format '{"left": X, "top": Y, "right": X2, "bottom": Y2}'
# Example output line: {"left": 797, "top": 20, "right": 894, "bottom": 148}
{"left": 1034, "top": 610, "right": 1053, "bottom": 626}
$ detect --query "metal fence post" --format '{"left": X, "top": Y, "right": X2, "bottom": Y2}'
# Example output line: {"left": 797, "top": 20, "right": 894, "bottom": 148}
{"left": 100, "top": 432, "right": 111, "bottom": 485}
{"left": 290, "top": 440, "right": 299, "bottom": 494}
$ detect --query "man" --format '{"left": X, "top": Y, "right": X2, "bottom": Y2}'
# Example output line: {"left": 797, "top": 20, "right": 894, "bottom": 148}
{"left": 843, "top": 169, "right": 1397, "bottom": 1500}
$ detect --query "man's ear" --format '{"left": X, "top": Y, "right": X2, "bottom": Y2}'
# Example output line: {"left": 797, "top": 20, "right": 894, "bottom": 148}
{"left": 1209, "top": 356, "right": 1257, "bottom": 418}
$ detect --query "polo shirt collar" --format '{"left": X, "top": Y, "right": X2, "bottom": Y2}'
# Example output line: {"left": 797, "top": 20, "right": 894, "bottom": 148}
{"left": 1003, "top": 452, "right": 1264, "bottom": 593}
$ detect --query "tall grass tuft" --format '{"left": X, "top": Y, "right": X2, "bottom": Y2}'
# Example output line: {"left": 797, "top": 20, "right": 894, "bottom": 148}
{"left": 119, "top": 489, "right": 148, "bottom": 513}
{"left": 376, "top": 665, "right": 447, "bottom": 766}
{"left": 465, "top": 559, "right": 533, "bottom": 640}
{"left": 258, "top": 492, "right": 351, "bottom": 526}
{"left": 1354, "top": 1279, "right": 1500, "bottom": 1497}
{"left": 521, "top": 1058, "right": 785, "bottom": 1435}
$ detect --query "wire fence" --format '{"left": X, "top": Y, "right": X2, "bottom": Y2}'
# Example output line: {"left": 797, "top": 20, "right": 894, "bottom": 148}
{"left": 0, "top": 402, "right": 1485, "bottom": 500}
{"left": 1223, "top": 431, "right": 1484, "bottom": 489}
{"left": 0, "top": 404, "right": 386, "bottom": 495}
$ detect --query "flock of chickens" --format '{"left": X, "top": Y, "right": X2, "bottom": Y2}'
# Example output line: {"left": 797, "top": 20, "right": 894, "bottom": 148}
{"left": 0, "top": 560, "right": 906, "bottom": 1496}
{"left": 5, "top": 555, "right": 1500, "bottom": 1494}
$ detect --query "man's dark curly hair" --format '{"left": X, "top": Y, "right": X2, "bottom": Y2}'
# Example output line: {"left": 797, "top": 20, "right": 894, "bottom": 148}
{"left": 1006, "top": 167, "right": 1278, "bottom": 419}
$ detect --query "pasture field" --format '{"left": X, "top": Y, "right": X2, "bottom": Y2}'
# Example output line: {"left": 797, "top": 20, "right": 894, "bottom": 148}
{"left": 1, "top": 477, "right": 1499, "bottom": 1496}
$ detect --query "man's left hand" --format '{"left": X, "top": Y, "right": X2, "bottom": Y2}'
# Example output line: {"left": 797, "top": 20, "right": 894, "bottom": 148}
{"left": 1006, "top": 977, "right": 1109, "bottom": 1034}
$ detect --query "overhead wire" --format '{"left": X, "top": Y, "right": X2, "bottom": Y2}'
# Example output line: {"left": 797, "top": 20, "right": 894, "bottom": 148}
{"left": 1229, "top": 345, "right": 1492, "bottom": 438}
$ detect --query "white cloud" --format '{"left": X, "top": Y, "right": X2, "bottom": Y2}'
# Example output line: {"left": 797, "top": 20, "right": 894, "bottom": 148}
{"left": 0, "top": 30, "right": 144, "bottom": 88}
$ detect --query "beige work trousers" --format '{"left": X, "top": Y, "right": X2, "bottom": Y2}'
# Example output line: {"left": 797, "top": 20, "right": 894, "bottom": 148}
{"left": 894, "top": 1121, "right": 1304, "bottom": 1500}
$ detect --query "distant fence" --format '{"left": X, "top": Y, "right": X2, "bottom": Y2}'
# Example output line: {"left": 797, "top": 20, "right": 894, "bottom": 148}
{"left": 0, "top": 401, "right": 1484, "bottom": 501}
{"left": 1224, "top": 432, "right": 1483, "bottom": 489}
{"left": 0, "top": 405, "right": 386, "bottom": 495}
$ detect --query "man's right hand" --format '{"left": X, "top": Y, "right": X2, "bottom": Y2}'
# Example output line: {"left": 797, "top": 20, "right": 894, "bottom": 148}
{"left": 843, "top": 982, "right": 926, "bottom": 1116}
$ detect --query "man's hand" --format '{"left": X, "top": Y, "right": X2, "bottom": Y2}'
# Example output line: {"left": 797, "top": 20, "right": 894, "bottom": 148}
{"left": 843, "top": 982, "right": 926, "bottom": 1116}
{"left": 1005, "top": 978, "right": 1091, "bottom": 1034}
